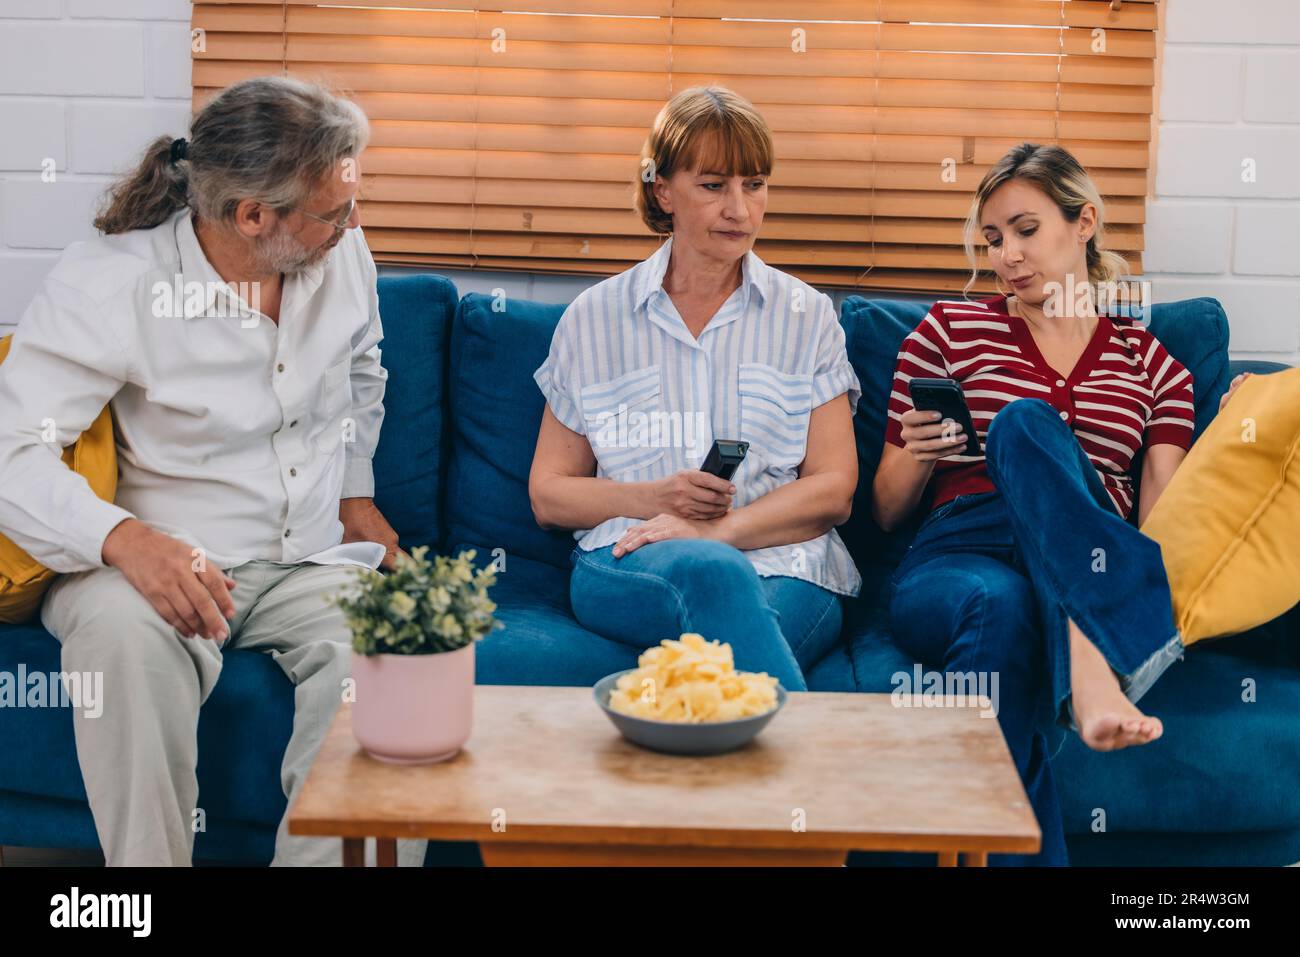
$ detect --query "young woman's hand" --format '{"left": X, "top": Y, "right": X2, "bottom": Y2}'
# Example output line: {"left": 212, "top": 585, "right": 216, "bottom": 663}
{"left": 1218, "top": 372, "right": 1252, "bottom": 414}
{"left": 612, "top": 513, "right": 713, "bottom": 557}
{"left": 651, "top": 469, "right": 735, "bottom": 520}
{"left": 898, "top": 408, "right": 969, "bottom": 463}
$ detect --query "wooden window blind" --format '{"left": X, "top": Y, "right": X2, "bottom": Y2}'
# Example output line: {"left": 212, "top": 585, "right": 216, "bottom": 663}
{"left": 190, "top": 0, "right": 1160, "bottom": 295}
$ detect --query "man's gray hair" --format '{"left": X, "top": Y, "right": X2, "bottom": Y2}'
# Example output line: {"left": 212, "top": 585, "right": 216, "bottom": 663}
{"left": 95, "top": 75, "right": 369, "bottom": 235}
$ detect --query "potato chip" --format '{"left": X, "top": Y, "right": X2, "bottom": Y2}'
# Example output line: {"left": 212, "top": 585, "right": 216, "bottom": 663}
{"left": 606, "top": 633, "right": 779, "bottom": 723}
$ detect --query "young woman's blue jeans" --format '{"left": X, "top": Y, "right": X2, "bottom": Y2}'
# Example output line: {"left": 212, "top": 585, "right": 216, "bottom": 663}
{"left": 569, "top": 538, "right": 845, "bottom": 692}
{"left": 887, "top": 398, "right": 1185, "bottom": 866}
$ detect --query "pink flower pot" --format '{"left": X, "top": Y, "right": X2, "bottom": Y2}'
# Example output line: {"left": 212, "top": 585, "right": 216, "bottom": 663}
{"left": 350, "top": 643, "right": 475, "bottom": 764}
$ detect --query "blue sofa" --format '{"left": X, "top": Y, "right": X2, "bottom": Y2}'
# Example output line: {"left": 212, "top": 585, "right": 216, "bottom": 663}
{"left": 2, "top": 274, "right": 1297, "bottom": 866}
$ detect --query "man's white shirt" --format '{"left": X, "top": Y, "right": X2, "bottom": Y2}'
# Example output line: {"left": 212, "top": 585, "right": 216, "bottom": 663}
{"left": 0, "top": 209, "right": 388, "bottom": 573}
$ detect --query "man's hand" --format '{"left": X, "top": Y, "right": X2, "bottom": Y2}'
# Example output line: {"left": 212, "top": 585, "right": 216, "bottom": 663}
{"left": 101, "top": 518, "right": 236, "bottom": 640}
{"left": 1218, "top": 372, "right": 1252, "bottom": 414}
{"left": 340, "top": 497, "right": 405, "bottom": 570}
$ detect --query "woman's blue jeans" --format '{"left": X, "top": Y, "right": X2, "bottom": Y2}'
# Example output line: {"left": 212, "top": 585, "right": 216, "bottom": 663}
{"left": 887, "top": 398, "right": 1185, "bottom": 867}
{"left": 569, "top": 539, "right": 845, "bottom": 692}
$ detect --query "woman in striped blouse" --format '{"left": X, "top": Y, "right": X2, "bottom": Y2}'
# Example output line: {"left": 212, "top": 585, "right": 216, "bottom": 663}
{"left": 872, "top": 143, "right": 1251, "bottom": 866}
{"left": 529, "top": 87, "right": 862, "bottom": 692}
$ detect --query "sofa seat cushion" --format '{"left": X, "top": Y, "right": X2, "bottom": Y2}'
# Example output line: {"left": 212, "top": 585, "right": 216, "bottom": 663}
{"left": 805, "top": 644, "right": 857, "bottom": 693}
{"left": 1052, "top": 609, "right": 1300, "bottom": 836}
{"left": 456, "top": 543, "right": 640, "bottom": 686}
{"left": 843, "top": 603, "right": 1300, "bottom": 835}
{"left": 0, "top": 621, "right": 293, "bottom": 829}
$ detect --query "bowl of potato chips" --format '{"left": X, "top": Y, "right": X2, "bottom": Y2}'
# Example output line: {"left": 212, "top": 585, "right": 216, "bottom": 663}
{"left": 594, "top": 633, "right": 786, "bottom": 755}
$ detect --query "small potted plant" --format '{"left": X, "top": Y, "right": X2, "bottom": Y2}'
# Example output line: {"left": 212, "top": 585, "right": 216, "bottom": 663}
{"left": 332, "top": 546, "right": 500, "bottom": 764}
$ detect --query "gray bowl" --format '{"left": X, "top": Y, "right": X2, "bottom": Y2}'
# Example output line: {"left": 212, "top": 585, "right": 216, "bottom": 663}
{"left": 593, "top": 669, "right": 787, "bottom": 756}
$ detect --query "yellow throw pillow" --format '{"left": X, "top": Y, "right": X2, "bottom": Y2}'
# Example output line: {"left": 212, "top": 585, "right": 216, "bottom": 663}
{"left": 1141, "top": 368, "right": 1300, "bottom": 645}
{"left": 0, "top": 334, "right": 118, "bottom": 624}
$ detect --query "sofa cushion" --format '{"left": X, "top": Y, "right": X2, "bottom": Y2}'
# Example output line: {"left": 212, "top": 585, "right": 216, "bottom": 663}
{"left": 843, "top": 598, "right": 1300, "bottom": 835}
{"left": 443, "top": 293, "right": 577, "bottom": 569}
{"left": 834, "top": 298, "right": 931, "bottom": 614}
{"left": 0, "top": 621, "right": 293, "bottom": 829}
{"left": 455, "top": 543, "right": 641, "bottom": 686}
{"left": 372, "top": 274, "right": 457, "bottom": 553}
{"left": 1145, "top": 297, "right": 1233, "bottom": 442}
{"left": 844, "top": 584, "right": 918, "bottom": 694}
{"left": 0, "top": 622, "right": 89, "bottom": 802}
{"left": 1142, "top": 368, "right": 1300, "bottom": 644}
{"left": 1052, "top": 609, "right": 1300, "bottom": 836}
{"left": 805, "top": 643, "right": 857, "bottom": 693}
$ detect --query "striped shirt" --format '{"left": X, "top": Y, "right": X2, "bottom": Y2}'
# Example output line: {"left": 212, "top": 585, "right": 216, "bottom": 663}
{"left": 885, "top": 294, "right": 1195, "bottom": 519}
{"left": 534, "top": 236, "right": 863, "bottom": 597}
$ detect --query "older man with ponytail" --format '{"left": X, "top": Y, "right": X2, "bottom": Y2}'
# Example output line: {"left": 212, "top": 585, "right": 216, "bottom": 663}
{"left": 0, "top": 76, "right": 423, "bottom": 866}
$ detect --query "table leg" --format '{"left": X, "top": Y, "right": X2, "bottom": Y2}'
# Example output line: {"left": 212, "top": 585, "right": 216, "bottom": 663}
{"left": 961, "top": 851, "right": 988, "bottom": 867}
{"left": 343, "top": 838, "right": 365, "bottom": 867}
{"left": 376, "top": 838, "right": 397, "bottom": 867}
{"left": 937, "top": 850, "right": 958, "bottom": 867}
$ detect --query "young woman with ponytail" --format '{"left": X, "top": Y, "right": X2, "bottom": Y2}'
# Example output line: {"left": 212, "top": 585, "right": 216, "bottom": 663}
{"left": 869, "top": 144, "right": 1252, "bottom": 866}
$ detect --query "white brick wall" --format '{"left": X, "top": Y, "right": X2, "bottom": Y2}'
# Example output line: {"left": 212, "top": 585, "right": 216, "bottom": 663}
{"left": 1146, "top": 0, "right": 1300, "bottom": 363}
{"left": 0, "top": 0, "right": 191, "bottom": 335}
{"left": 1, "top": 1, "right": 1298, "bottom": 366}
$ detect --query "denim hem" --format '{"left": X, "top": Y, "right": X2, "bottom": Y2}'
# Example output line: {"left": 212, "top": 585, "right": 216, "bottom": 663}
{"left": 1059, "top": 630, "right": 1183, "bottom": 734}
{"left": 1118, "top": 631, "right": 1185, "bottom": 705}
{"left": 1062, "top": 700, "right": 1080, "bottom": 736}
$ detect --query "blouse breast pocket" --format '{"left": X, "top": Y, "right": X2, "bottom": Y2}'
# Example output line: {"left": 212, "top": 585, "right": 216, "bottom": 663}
{"left": 738, "top": 362, "right": 814, "bottom": 472}
{"left": 579, "top": 364, "right": 666, "bottom": 476}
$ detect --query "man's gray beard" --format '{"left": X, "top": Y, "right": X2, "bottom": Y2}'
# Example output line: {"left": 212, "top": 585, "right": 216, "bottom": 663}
{"left": 253, "top": 225, "right": 330, "bottom": 275}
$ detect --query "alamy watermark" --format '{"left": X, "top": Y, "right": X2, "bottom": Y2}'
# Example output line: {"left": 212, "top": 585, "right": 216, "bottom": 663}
{"left": 152, "top": 277, "right": 263, "bottom": 327}
{"left": 890, "top": 664, "right": 999, "bottom": 719}
{"left": 50, "top": 887, "right": 150, "bottom": 937}
{"left": 0, "top": 666, "right": 103, "bottom": 719}
{"left": 1042, "top": 274, "right": 1153, "bottom": 325}
{"left": 588, "top": 406, "right": 709, "bottom": 452}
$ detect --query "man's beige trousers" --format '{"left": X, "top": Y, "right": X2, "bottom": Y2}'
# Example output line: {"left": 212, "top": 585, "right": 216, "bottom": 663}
{"left": 43, "top": 559, "right": 426, "bottom": 867}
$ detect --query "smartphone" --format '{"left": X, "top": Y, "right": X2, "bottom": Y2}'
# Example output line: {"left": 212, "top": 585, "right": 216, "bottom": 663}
{"left": 907, "top": 377, "right": 980, "bottom": 456}
{"left": 700, "top": 438, "right": 749, "bottom": 480}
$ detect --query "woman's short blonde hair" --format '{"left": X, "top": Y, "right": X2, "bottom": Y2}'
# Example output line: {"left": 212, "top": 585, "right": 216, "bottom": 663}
{"left": 634, "top": 86, "right": 775, "bottom": 235}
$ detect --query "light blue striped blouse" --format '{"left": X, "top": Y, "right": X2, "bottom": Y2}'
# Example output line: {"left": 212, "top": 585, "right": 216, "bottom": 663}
{"left": 533, "top": 236, "right": 863, "bottom": 597}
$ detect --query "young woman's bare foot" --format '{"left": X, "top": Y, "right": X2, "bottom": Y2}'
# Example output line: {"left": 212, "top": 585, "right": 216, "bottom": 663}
{"left": 1068, "top": 619, "right": 1163, "bottom": 752}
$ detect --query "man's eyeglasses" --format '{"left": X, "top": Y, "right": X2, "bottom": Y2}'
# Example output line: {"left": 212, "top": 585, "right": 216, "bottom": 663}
{"left": 290, "top": 197, "right": 358, "bottom": 234}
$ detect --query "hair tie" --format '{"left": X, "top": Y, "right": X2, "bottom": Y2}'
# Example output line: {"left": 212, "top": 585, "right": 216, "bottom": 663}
{"left": 169, "top": 137, "right": 189, "bottom": 164}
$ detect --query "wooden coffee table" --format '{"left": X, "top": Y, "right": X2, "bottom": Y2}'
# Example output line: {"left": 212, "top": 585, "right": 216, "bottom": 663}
{"left": 288, "top": 686, "right": 1040, "bottom": 866}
